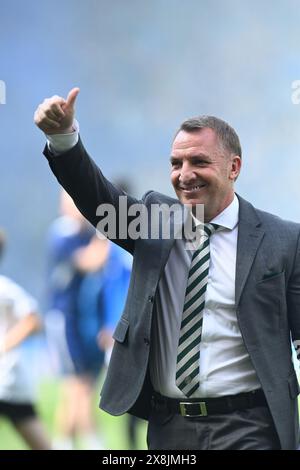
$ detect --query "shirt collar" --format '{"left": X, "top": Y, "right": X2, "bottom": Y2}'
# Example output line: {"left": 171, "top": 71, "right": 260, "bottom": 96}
{"left": 193, "top": 194, "right": 239, "bottom": 231}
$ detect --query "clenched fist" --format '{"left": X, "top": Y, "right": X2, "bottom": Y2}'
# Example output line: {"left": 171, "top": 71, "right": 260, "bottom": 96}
{"left": 34, "top": 87, "right": 80, "bottom": 135}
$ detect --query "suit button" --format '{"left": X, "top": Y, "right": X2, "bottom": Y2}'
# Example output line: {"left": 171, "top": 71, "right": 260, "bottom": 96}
{"left": 148, "top": 296, "right": 154, "bottom": 303}
{"left": 144, "top": 338, "right": 150, "bottom": 346}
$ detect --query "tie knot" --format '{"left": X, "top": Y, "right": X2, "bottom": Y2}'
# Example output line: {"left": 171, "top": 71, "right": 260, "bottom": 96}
{"left": 204, "top": 223, "right": 220, "bottom": 237}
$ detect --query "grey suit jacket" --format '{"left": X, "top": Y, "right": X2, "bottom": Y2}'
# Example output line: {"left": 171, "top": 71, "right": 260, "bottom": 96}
{"left": 44, "top": 138, "right": 300, "bottom": 450}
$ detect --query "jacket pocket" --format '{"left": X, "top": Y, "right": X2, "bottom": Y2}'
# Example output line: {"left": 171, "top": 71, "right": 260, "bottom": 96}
{"left": 113, "top": 317, "right": 129, "bottom": 343}
{"left": 256, "top": 271, "right": 285, "bottom": 285}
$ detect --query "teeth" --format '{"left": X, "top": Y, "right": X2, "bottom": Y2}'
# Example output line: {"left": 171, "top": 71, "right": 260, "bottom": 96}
{"left": 183, "top": 185, "right": 203, "bottom": 191}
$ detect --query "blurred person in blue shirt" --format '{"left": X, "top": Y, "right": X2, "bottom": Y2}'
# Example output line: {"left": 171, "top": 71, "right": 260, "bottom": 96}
{"left": 46, "top": 191, "right": 101, "bottom": 449}
{"left": 46, "top": 192, "right": 132, "bottom": 449}
{"left": 46, "top": 191, "right": 94, "bottom": 377}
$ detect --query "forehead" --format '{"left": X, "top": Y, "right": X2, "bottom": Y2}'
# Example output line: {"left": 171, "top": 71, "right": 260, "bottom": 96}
{"left": 172, "top": 128, "right": 219, "bottom": 155}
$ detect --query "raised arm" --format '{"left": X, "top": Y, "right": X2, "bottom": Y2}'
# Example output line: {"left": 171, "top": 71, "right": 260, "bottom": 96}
{"left": 34, "top": 89, "right": 141, "bottom": 254}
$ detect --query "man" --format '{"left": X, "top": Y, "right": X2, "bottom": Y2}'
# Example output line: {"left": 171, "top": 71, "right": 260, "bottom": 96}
{"left": 34, "top": 88, "right": 300, "bottom": 450}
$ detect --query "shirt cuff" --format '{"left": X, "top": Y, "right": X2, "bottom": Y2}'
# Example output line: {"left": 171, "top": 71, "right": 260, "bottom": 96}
{"left": 46, "top": 120, "right": 80, "bottom": 155}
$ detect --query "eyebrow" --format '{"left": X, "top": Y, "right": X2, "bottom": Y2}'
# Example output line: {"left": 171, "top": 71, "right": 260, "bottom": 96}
{"left": 170, "top": 154, "right": 211, "bottom": 163}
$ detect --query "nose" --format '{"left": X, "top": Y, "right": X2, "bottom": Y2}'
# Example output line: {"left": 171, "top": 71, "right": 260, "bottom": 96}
{"left": 179, "top": 162, "right": 197, "bottom": 185}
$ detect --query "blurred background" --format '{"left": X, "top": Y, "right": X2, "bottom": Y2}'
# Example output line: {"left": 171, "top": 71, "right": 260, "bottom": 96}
{"left": 0, "top": 0, "right": 300, "bottom": 450}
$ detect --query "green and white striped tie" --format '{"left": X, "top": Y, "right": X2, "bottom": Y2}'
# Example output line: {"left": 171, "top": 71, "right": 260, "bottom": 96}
{"left": 175, "top": 223, "right": 220, "bottom": 397}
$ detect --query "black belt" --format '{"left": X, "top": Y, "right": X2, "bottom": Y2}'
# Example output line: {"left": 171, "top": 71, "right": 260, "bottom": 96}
{"left": 152, "top": 389, "right": 267, "bottom": 417}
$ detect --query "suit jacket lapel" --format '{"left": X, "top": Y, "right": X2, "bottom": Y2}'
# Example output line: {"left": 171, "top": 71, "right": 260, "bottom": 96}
{"left": 235, "top": 196, "right": 265, "bottom": 306}
{"left": 156, "top": 201, "right": 199, "bottom": 283}
{"left": 148, "top": 202, "right": 185, "bottom": 284}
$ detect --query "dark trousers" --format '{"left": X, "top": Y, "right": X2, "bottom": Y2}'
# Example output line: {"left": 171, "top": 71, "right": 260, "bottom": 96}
{"left": 147, "top": 402, "right": 281, "bottom": 450}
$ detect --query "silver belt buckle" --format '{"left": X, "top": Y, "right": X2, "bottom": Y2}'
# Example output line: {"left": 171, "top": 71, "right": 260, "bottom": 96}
{"left": 180, "top": 401, "right": 208, "bottom": 417}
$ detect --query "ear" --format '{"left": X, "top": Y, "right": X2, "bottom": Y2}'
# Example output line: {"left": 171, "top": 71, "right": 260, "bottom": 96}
{"left": 229, "top": 156, "right": 242, "bottom": 181}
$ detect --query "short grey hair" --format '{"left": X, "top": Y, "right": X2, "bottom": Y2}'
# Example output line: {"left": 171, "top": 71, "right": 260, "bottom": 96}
{"left": 176, "top": 115, "right": 242, "bottom": 159}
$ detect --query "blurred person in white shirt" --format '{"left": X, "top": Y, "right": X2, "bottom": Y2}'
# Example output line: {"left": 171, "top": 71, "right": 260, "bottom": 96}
{"left": 0, "top": 230, "right": 51, "bottom": 450}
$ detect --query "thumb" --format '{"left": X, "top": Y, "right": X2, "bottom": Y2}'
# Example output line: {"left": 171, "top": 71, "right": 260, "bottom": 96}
{"left": 65, "top": 87, "right": 80, "bottom": 109}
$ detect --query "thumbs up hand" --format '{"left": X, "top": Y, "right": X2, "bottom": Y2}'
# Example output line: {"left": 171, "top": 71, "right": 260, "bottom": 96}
{"left": 34, "top": 87, "right": 80, "bottom": 135}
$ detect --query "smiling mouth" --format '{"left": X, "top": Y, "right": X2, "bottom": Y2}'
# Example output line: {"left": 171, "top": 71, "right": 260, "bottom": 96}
{"left": 179, "top": 184, "right": 206, "bottom": 193}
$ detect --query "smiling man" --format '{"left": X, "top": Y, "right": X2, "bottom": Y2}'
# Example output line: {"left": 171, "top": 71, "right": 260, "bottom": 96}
{"left": 34, "top": 89, "right": 300, "bottom": 450}
{"left": 170, "top": 120, "right": 241, "bottom": 220}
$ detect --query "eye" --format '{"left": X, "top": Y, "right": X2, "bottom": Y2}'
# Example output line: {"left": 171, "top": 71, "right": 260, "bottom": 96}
{"left": 171, "top": 160, "right": 181, "bottom": 169}
{"left": 194, "top": 159, "right": 209, "bottom": 167}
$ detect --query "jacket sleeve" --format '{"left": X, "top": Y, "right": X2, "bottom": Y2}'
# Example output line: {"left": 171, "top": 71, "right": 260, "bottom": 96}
{"left": 43, "top": 137, "right": 141, "bottom": 254}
